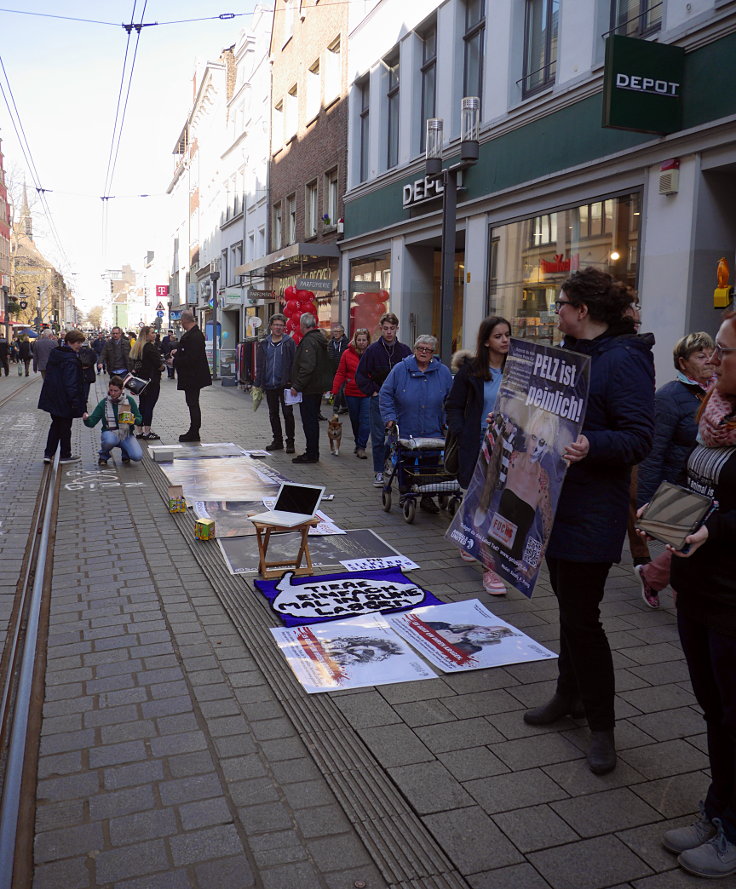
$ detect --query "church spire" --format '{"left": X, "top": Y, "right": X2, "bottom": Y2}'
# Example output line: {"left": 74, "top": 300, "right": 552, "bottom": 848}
{"left": 20, "top": 180, "right": 32, "bottom": 240}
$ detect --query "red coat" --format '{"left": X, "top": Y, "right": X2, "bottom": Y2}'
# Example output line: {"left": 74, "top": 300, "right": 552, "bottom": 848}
{"left": 332, "top": 345, "right": 368, "bottom": 398}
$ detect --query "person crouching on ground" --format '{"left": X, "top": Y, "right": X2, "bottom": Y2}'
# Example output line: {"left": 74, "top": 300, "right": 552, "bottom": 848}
{"left": 84, "top": 376, "right": 143, "bottom": 466}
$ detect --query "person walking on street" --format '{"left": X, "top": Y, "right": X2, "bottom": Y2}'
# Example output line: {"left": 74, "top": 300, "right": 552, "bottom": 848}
{"left": 327, "top": 323, "right": 349, "bottom": 414}
{"left": 332, "top": 328, "right": 371, "bottom": 458}
{"left": 130, "top": 325, "right": 164, "bottom": 440}
{"left": 33, "top": 329, "right": 59, "bottom": 378}
{"left": 356, "top": 312, "right": 411, "bottom": 487}
{"left": 290, "top": 314, "right": 333, "bottom": 464}
{"left": 172, "top": 310, "right": 211, "bottom": 442}
{"left": 0, "top": 337, "right": 8, "bottom": 377}
{"left": 523, "top": 267, "right": 654, "bottom": 777}
{"left": 37, "top": 329, "right": 87, "bottom": 464}
{"left": 18, "top": 336, "right": 32, "bottom": 376}
{"left": 446, "top": 315, "right": 511, "bottom": 595}
{"left": 98, "top": 327, "right": 132, "bottom": 378}
{"left": 91, "top": 333, "right": 107, "bottom": 374}
{"left": 256, "top": 313, "right": 296, "bottom": 453}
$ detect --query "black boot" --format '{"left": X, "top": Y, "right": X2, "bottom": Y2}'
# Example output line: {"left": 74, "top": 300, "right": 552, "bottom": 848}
{"left": 587, "top": 730, "right": 616, "bottom": 774}
{"left": 266, "top": 440, "right": 284, "bottom": 451}
{"left": 523, "top": 693, "right": 585, "bottom": 725}
{"left": 179, "top": 431, "right": 201, "bottom": 442}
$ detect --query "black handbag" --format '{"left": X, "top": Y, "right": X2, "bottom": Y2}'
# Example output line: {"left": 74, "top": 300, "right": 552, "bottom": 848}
{"left": 444, "top": 427, "right": 459, "bottom": 477}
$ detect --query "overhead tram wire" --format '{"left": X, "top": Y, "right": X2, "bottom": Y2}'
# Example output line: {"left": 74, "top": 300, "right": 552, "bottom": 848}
{"left": 0, "top": 7, "right": 263, "bottom": 29}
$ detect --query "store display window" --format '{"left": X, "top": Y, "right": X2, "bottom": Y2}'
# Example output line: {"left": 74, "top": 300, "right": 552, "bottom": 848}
{"left": 349, "top": 253, "right": 391, "bottom": 338}
{"left": 488, "top": 192, "right": 641, "bottom": 345}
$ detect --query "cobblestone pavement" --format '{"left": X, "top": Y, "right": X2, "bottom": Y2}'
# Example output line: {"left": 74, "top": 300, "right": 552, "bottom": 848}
{"left": 2, "top": 372, "right": 713, "bottom": 888}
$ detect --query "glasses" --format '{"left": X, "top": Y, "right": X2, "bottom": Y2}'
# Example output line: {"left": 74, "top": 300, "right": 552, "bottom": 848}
{"left": 713, "top": 341, "right": 736, "bottom": 361}
{"left": 554, "top": 299, "right": 574, "bottom": 313}
{"left": 415, "top": 346, "right": 435, "bottom": 354}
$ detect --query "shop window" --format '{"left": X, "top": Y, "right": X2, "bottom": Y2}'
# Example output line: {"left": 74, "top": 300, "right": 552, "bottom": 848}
{"left": 324, "top": 37, "right": 341, "bottom": 105}
{"left": 463, "top": 0, "right": 485, "bottom": 104}
{"left": 307, "top": 59, "right": 320, "bottom": 122}
{"left": 522, "top": 0, "right": 559, "bottom": 97}
{"left": 247, "top": 231, "right": 255, "bottom": 261}
{"left": 272, "top": 100, "right": 283, "bottom": 152}
{"left": 359, "top": 78, "right": 370, "bottom": 183}
{"left": 611, "top": 0, "right": 662, "bottom": 38}
{"left": 488, "top": 192, "right": 642, "bottom": 346}
{"left": 386, "top": 54, "right": 400, "bottom": 169}
{"left": 286, "top": 193, "right": 296, "bottom": 244}
{"left": 305, "top": 180, "right": 318, "bottom": 238}
{"left": 349, "top": 254, "right": 391, "bottom": 338}
{"left": 419, "top": 23, "right": 437, "bottom": 154}
{"left": 324, "top": 168, "right": 338, "bottom": 228}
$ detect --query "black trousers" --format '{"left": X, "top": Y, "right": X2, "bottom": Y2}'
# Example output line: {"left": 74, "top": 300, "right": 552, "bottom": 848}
{"left": 139, "top": 379, "right": 161, "bottom": 427}
{"left": 265, "top": 388, "right": 295, "bottom": 444}
{"left": 184, "top": 388, "right": 202, "bottom": 433}
{"left": 546, "top": 556, "right": 615, "bottom": 731}
{"left": 45, "top": 415, "right": 73, "bottom": 459}
{"left": 299, "top": 393, "right": 321, "bottom": 459}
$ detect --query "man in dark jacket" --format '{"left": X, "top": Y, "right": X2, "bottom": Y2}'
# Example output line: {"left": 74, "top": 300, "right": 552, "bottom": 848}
{"left": 327, "top": 324, "right": 349, "bottom": 414}
{"left": 256, "top": 313, "right": 296, "bottom": 453}
{"left": 290, "top": 314, "right": 333, "bottom": 463}
{"left": 98, "top": 327, "right": 131, "bottom": 377}
{"left": 355, "top": 312, "right": 411, "bottom": 486}
{"left": 91, "top": 334, "right": 107, "bottom": 374}
{"left": 38, "top": 329, "right": 86, "bottom": 463}
{"left": 172, "top": 310, "right": 212, "bottom": 441}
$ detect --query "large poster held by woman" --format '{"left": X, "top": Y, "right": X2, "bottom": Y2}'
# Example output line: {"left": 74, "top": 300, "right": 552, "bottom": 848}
{"left": 446, "top": 339, "right": 590, "bottom": 597}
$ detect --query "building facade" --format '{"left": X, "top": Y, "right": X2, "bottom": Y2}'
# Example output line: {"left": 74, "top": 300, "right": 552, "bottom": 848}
{"left": 341, "top": 0, "right": 736, "bottom": 382}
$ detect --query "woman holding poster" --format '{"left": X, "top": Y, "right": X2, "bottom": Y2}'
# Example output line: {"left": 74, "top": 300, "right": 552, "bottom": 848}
{"left": 523, "top": 267, "right": 654, "bottom": 777}
{"left": 446, "top": 317, "right": 511, "bottom": 593}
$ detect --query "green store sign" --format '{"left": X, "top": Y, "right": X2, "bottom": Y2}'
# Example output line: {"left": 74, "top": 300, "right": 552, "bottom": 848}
{"left": 602, "top": 35, "right": 685, "bottom": 135}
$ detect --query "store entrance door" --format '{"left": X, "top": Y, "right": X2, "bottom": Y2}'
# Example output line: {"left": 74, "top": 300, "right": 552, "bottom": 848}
{"left": 433, "top": 249, "right": 465, "bottom": 354}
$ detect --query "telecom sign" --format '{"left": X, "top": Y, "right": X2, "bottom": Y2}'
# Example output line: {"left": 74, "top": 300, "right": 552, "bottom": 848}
{"left": 602, "top": 35, "right": 685, "bottom": 135}
{"left": 155, "top": 285, "right": 169, "bottom": 297}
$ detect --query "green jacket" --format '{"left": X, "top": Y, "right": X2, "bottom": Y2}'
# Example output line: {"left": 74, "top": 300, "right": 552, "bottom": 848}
{"left": 84, "top": 395, "right": 142, "bottom": 430}
{"left": 291, "top": 328, "right": 333, "bottom": 395}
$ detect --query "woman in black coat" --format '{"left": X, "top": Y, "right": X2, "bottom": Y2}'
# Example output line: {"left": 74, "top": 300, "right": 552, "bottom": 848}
{"left": 172, "top": 311, "right": 211, "bottom": 442}
{"left": 131, "top": 325, "right": 164, "bottom": 440}
{"left": 446, "top": 316, "right": 510, "bottom": 595}
{"left": 37, "top": 329, "right": 86, "bottom": 464}
{"left": 523, "top": 268, "right": 654, "bottom": 776}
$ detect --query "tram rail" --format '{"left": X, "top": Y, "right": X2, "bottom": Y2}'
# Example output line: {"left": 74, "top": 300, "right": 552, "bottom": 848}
{"left": 0, "top": 450, "right": 61, "bottom": 889}
{"left": 0, "top": 377, "right": 39, "bottom": 411}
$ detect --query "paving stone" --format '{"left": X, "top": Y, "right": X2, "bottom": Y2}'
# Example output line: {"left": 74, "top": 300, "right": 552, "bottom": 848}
{"left": 358, "top": 724, "right": 434, "bottom": 767}
{"left": 628, "top": 707, "right": 705, "bottom": 742}
{"left": 466, "top": 768, "right": 569, "bottom": 814}
{"left": 110, "top": 808, "right": 178, "bottom": 846}
{"left": 169, "top": 823, "right": 243, "bottom": 867}
{"left": 493, "top": 731, "right": 584, "bottom": 770}
{"left": 529, "top": 835, "right": 653, "bottom": 888}
{"left": 259, "top": 861, "right": 322, "bottom": 889}
{"left": 240, "top": 801, "right": 295, "bottom": 834}
{"left": 281, "top": 779, "right": 337, "bottom": 810}
{"left": 150, "top": 731, "right": 208, "bottom": 757}
{"left": 88, "top": 785, "right": 156, "bottom": 820}
{"left": 35, "top": 821, "right": 104, "bottom": 863}
{"left": 115, "top": 870, "right": 191, "bottom": 889}
{"left": 619, "top": 684, "right": 697, "bottom": 714}
{"left": 631, "top": 771, "right": 710, "bottom": 819}
{"left": 35, "top": 799, "right": 85, "bottom": 833}
{"left": 292, "top": 804, "right": 354, "bottom": 839}
{"left": 542, "top": 756, "right": 647, "bottom": 796}
{"left": 33, "top": 857, "right": 91, "bottom": 889}
{"left": 492, "top": 804, "right": 579, "bottom": 853}
{"left": 415, "top": 717, "right": 503, "bottom": 753}
{"left": 179, "top": 797, "right": 233, "bottom": 831}
{"left": 467, "top": 862, "right": 552, "bottom": 889}
{"left": 231, "top": 776, "right": 281, "bottom": 806}
{"left": 333, "top": 690, "right": 403, "bottom": 727}
{"left": 167, "top": 750, "right": 216, "bottom": 778}
{"left": 551, "top": 786, "right": 661, "bottom": 837}
{"left": 159, "top": 772, "right": 223, "bottom": 807}
{"left": 89, "top": 740, "right": 147, "bottom": 769}
{"left": 37, "top": 771, "right": 100, "bottom": 803}
{"left": 193, "top": 855, "right": 256, "bottom": 889}
{"left": 95, "top": 838, "right": 168, "bottom": 884}
{"left": 424, "top": 806, "right": 524, "bottom": 873}
{"left": 387, "top": 761, "right": 473, "bottom": 814}
{"left": 619, "top": 739, "right": 709, "bottom": 780}
{"left": 305, "top": 831, "right": 372, "bottom": 871}
{"left": 100, "top": 720, "right": 157, "bottom": 744}
{"left": 37, "top": 750, "right": 83, "bottom": 779}
{"left": 439, "top": 746, "right": 510, "bottom": 781}
{"left": 104, "top": 760, "right": 165, "bottom": 791}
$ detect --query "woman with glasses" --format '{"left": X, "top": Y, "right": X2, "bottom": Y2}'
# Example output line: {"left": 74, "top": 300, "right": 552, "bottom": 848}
{"left": 524, "top": 267, "right": 654, "bottom": 777}
{"left": 653, "top": 312, "right": 736, "bottom": 878}
{"left": 446, "top": 316, "right": 511, "bottom": 594}
{"left": 379, "top": 334, "right": 452, "bottom": 513}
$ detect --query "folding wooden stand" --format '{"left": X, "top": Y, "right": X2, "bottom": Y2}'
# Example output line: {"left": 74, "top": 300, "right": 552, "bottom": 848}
{"left": 251, "top": 518, "right": 320, "bottom": 579}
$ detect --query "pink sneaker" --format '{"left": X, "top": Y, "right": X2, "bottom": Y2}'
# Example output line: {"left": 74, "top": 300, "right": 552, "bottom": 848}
{"left": 635, "top": 563, "right": 660, "bottom": 608}
{"left": 483, "top": 569, "right": 507, "bottom": 596}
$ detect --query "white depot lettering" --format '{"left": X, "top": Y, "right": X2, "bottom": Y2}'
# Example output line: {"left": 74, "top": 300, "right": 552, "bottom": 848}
{"left": 615, "top": 72, "right": 680, "bottom": 96}
{"left": 402, "top": 176, "right": 444, "bottom": 209}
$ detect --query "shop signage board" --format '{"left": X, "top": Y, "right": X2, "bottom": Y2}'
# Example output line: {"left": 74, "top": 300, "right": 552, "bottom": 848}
{"left": 187, "top": 284, "right": 198, "bottom": 304}
{"left": 402, "top": 175, "right": 444, "bottom": 210}
{"left": 155, "top": 285, "right": 169, "bottom": 297}
{"left": 350, "top": 281, "right": 380, "bottom": 292}
{"left": 602, "top": 35, "right": 685, "bottom": 135}
{"left": 296, "top": 277, "right": 334, "bottom": 292}
{"left": 222, "top": 292, "right": 243, "bottom": 307}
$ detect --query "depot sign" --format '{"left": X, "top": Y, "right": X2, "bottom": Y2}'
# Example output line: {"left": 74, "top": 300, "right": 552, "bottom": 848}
{"left": 603, "top": 35, "right": 685, "bottom": 134}
{"left": 402, "top": 175, "right": 444, "bottom": 210}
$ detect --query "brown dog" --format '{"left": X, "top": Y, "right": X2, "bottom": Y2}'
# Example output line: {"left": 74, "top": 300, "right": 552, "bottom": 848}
{"left": 327, "top": 414, "right": 342, "bottom": 456}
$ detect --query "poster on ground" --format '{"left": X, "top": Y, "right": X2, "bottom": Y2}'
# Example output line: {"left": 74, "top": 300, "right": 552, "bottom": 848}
{"left": 271, "top": 615, "right": 436, "bottom": 693}
{"left": 446, "top": 339, "right": 590, "bottom": 598}
{"left": 219, "top": 528, "right": 405, "bottom": 575}
{"left": 254, "top": 567, "right": 443, "bottom": 627}
{"left": 388, "top": 599, "right": 557, "bottom": 672}
{"left": 160, "top": 456, "right": 284, "bottom": 502}
{"left": 148, "top": 442, "right": 247, "bottom": 459}
{"left": 194, "top": 501, "right": 344, "bottom": 538}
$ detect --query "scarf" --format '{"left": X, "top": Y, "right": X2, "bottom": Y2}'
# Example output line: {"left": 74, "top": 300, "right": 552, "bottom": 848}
{"left": 697, "top": 387, "right": 736, "bottom": 447}
{"left": 104, "top": 393, "right": 130, "bottom": 440}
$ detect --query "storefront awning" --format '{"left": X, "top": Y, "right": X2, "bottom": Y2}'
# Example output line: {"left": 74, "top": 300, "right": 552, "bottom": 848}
{"left": 235, "top": 242, "right": 340, "bottom": 278}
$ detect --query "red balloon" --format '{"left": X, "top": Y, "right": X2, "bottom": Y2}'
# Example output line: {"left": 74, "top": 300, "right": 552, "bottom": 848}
{"left": 353, "top": 292, "right": 371, "bottom": 306}
{"left": 282, "top": 300, "right": 297, "bottom": 318}
{"left": 296, "top": 289, "right": 313, "bottom": 302}
{"left": 285, "top": 317, "right": 299, "bottom": 333}
{"left": 284, "top": 285, "right": 297, "bottom": 300}
{"left": 304, "top": 303, "right": 318, "bottom": 317}
{"left": 291, "top": 331, "right": 302, "bottom": 345}
{"left": 373, "top": 302, "right": 387, "bottom": 315}
{"left": 378, "top": 290, "right": 390, "bottom": 302}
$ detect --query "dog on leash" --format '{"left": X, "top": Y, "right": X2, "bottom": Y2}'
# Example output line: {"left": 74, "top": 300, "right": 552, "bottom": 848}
{"left": 327, "top": 414, "right": 342, "bottom": 456}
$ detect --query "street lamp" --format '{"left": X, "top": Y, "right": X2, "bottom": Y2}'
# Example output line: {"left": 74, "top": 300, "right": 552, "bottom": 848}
{"left": 210, "top": 261, "right": 220, "bottom": 381}
{"left": 425, "top": 96, "right": 480, "bottom": 366}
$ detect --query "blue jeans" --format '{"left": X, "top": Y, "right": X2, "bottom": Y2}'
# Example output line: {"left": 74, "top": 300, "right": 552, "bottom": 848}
{"left": 678, "top": 611, "right": 736, "bottom": 841}
{"left": 346, "top": 395, "right": 370, "bottom": 450}
{"left": 369, "top": 395, "right": 386, "bottom": 472}
{"left": 99, "top": 431, "right": 143, "bottom": 462}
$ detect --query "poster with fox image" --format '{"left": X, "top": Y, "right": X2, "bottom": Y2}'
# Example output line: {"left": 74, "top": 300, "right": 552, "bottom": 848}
{"left": 446, "top": 339, "right": 590, "bottom": 598}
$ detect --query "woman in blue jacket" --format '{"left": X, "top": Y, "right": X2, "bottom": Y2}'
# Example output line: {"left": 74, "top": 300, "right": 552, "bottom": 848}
{"left": 37, "top": 329, "right": 86, "bottom": 464}
{"left": 379, "top": 335, "right": 452, "bottom": 512}
{"left": 523, "top": 268, "right": 654, "bottom": 776}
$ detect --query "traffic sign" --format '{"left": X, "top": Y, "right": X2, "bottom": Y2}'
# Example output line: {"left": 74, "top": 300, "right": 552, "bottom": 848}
{"left": 156, "top": 301, "right": 165, "bottom": 311}
{"left": 156, "top": 310, "right": 165, "bottom": 318}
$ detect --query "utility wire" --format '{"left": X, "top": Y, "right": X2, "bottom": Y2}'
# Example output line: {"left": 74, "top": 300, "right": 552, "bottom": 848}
{"left": 0, "top": 7, "right": 269, "bottom": 28}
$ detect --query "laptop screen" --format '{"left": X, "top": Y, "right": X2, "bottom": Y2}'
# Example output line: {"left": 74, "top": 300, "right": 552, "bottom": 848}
{"left": 274, "top": 483, "right": 323, "bottom": 515}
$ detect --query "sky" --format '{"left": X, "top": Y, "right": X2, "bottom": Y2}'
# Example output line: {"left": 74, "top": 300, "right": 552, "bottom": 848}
{"left": 0, "top": 0, "right": 261, "bottom": 312}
